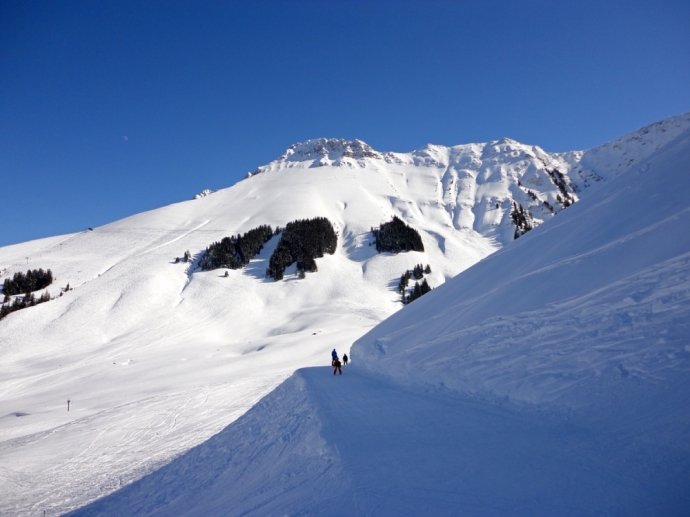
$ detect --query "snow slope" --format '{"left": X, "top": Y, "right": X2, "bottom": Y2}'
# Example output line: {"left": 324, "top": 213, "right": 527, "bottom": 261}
{"left": 355, "top": 123, "right": 690, "bottom": 414}
{"left": 69, "top": 125, "right": 690, "bottom": 516}
{"left": 1, "top": 113, "right": 688, "bottom": 514}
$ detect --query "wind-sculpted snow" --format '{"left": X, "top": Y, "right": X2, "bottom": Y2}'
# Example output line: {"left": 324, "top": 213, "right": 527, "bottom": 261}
{"left": 575, "top": 111, "right": 690, "bottom": 183}
{"left": 354, "top": 126, "right": 690, "bottom": 415}
{"left": 1, "top": 114, "right": 689, "bottom": 514}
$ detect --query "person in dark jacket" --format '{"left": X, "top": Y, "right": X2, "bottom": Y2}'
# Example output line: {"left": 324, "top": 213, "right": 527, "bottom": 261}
{"left": 343, "top": 353, "right": 349, "bottom": 365}
{"left": 332, "top": 357, "right": 342, "bottom": 375}
{"left": 331, "top": 349, "right": 338, "bottom": 361}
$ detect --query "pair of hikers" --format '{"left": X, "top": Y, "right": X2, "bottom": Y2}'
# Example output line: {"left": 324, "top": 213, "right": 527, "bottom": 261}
{"left": 331, "top": 349, "right": 348, "bottom": 375}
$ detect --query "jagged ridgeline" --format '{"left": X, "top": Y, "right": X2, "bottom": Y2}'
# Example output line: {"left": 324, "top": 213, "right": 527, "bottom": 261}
{"left": 372, "top": 216, "right": 424, "bottom": 254}
{"left": 2, "top": 268, "right": 53, "bottom": 296}
{"left": 198, "top": 225, "right": 275, "bottom": 271}
{"left": 266, "top": 217, "right": 337, "bottom": 281}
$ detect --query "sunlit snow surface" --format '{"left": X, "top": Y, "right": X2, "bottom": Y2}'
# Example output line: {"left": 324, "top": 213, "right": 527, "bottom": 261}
{"left": 1, "top": 114, "right": 689, "bottom": 515}
{"left": 70, "top": 126, "right": 690, "bottom": 516}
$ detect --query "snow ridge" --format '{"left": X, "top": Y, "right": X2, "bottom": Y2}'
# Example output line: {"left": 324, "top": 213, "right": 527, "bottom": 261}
{"left": 576, "top": 112, "right": 690, "bottom": 183}
{"left": 193, "top": 189, "right": 215, "bottom": 199}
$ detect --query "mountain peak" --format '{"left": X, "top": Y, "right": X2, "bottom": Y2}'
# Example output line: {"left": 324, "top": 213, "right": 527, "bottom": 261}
{"left": 284, "top": 138, "right": 381, "bottom": 161}
{"left": 246, "top": 138, "right": 382, "bottom": 177}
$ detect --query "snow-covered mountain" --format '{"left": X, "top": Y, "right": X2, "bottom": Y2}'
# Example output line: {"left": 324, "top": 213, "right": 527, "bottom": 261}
{"left": 1, "top": 113, "right": 689, "bottom": 515}
{"left": 69, "top": 117, "right": 690, "bottom": 517}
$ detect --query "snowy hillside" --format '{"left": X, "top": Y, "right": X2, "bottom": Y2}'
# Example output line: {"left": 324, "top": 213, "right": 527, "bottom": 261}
{"left": 69, "top": 120, "right": 690, "bottom": 516}
{"left": 1, "top": 113, "right": 688, "bottom": 515}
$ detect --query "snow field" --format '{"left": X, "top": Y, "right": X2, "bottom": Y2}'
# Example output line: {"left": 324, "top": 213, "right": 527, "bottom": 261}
{"left": 69, "top": 121, "right": 690, "bottom": 516}
{"left": 1, "top": 113, "right": 689, "bottom": 514}
{"left": 70, "top": 366, "right": 690, "bottom": 517}
{"left": 0, "top": 152, "right": 495, "bottom": 514}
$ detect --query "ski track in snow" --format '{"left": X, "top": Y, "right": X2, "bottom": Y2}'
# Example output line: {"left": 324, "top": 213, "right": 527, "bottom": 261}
{"left": 69, "top": 367, "right": 690, "bottom": 517}
{"left": 135, "top": 220, "right": 211, "bottom": 256}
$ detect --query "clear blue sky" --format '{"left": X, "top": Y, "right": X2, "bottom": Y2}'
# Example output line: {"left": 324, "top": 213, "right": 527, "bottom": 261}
{"left": 2, "top": 0, "right": 688, "bottom": 246}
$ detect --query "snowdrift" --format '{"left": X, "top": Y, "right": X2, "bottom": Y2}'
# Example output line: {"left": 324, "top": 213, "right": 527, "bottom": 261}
{"left": 68, "top": 127, "right": 690, "bottom": 515}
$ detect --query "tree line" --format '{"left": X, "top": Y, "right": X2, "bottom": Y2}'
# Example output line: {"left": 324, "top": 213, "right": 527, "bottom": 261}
{"left": 3, "top": 268, "right": 53, "bottom": 296}
{"left": 198, "top": 225, "right": 276, "bottom": 271}
{"left": 266, "top": 217, "right": 338, "bottom": 280}
{"left": 372, "top": 216, "right": 424, "bottom": 254}
{"left": 1, "top": 290, "right": 51, "bottom": 321}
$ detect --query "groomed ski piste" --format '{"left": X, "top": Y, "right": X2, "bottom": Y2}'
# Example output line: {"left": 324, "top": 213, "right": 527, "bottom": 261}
{"left": 1, "top": 114, "right": 689, "bottom": 515}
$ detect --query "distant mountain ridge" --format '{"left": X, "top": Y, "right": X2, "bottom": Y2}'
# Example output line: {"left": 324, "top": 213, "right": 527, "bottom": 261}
{"left": 246, "top": 112, "right": 690, "bottom": 244}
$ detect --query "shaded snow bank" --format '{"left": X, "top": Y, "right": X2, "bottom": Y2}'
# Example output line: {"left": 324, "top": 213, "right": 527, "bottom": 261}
{"left": 70, "top": 367, "right": 690, "bottom": 517}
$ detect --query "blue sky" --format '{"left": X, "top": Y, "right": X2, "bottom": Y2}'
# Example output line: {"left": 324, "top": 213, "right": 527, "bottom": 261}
{"left": 1, "top": 0, "right": 688, "bottom": 246}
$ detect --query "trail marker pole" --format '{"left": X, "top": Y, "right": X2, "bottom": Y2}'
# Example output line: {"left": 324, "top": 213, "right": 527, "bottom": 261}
{"left": 67, "top": 399, "right": 70, "bottom": 412}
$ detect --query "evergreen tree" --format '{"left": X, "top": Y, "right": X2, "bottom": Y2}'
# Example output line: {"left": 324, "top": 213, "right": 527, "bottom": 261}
{"left": 199, "top": 225, "right": 274, "bottom": 271}
{"left": 510, "top": 202, "right": 533, "bottom": 239}
{"left": 405, "top": 281, "right": 423, "bottom": 304}
{"left": 372, "top": 216, "right": 424, "bottom": 254}
{"left": 420, "top": 278, "right": 431, "bottom": 295}
{"left": 424, "top": 264, "right": 431, "bottom": 274}
{"left": 2, "top": 268, "right": 54, "bottom": 295}
{"left": 266, "top": 218, "right": 337, "bottom": 280}
{"left": 397, "top": 270, "right": 411, "bottom": 293}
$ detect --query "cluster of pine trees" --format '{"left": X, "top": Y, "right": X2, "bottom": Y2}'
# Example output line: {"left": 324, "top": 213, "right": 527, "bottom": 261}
{"left": 406, "top": 279, "right": 431, "bottom": 304}
{"left": 1, "top": 290, "right": 51, "bottom": 321}
{"left": 198, "top": 225, "right": 275, "bottom": 271}
{"left": 398, "top": 263, "right": 432, "bottom": 304}
{"left": 510, "top": 202, "right": 533, "bottom": 239}
{"left": 2, "top": 268, "right": 53, "bottom": 296}
{"left": 174, "top": 250, "right": 193, "bottom": 264}
{"left": 546, "top": 168, "right": 575, "bottom": 207}
{"left": 266, "top": 217, "right": 337, "bottom": 281}
{"left": 372, "top": 216, "right": 424, "bottom": 254}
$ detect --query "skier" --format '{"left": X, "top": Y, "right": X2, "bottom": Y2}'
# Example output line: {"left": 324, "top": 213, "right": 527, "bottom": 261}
{"left": 331, "top": 349, "right": 338, "bottom": 361}
{"left": 333, "top": 356, "right": 342, "bottom": 375}
{"left": 343, "top": 353, "right": 349, "bottom": 365}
